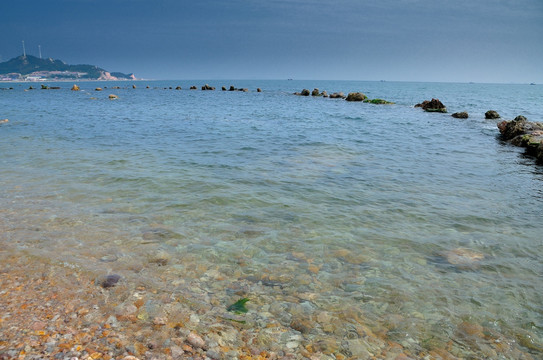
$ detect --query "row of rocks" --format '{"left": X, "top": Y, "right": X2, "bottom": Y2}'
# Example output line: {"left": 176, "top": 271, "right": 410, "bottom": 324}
{"left": 498, "top": 115, "right": 543, "bottom": 163}
{"left": 294, "top": 88, "right": 394, "bottom": 104}
{"left": 66, "top": 83, "right": 262, "bottom": 93}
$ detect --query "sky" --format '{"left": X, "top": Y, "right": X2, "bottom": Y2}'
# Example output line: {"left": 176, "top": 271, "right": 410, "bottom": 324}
{"left": 1, "top": 0, "right": 542, "bottom": 83}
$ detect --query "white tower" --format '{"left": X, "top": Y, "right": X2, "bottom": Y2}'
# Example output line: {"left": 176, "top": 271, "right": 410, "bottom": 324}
{"left": 22, "top": 40, "right": 26, "bottom": 57}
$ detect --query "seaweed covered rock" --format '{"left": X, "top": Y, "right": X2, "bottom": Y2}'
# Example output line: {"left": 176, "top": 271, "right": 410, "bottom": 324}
{"left": 311, "top": 88, "right": 321, "bottom": 96}
{"left": 498, "top": 115, "right": 543, "bottom": 164}
{"left": 364, "top": 98, "right": 394, "bottom": 105}
{"left": 485, "top": 110, "right": 500, "bottom": 119}
{"left": 345, "top": 92, "right": 367, "bottom": 102}
{"left": 452, "top": 112, "right": 469, "bottom": 119}
{"left": 416, "top": 98, "right": 447, "bottom": 113}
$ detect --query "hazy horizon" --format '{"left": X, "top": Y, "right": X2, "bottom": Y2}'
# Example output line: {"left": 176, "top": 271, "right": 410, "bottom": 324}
{"left": 2, "top": 0, "right": 542, "bottom": 84}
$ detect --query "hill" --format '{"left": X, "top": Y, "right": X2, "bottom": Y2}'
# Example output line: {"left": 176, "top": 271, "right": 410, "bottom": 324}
{"left": 0, "top": 55, "right": 135, "bottom": 80}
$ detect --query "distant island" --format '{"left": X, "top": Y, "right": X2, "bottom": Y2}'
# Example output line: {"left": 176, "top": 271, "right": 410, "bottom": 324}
{"left": 0, "top": 55, "right": 135, "bottom": 81}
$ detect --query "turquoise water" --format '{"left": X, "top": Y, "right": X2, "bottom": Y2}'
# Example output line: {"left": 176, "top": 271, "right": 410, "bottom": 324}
{"left": 1, "top": 80, "right": 542, "bottom": 357}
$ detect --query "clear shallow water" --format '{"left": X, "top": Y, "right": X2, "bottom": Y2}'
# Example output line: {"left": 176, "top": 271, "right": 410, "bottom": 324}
{"left": 1, "top": 80, "right": 543, "bottom": 357}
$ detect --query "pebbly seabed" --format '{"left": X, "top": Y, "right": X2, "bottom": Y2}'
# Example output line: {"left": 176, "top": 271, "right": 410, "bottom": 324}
{"left": 1, "top": 80, "right": 543, "bottom": 359}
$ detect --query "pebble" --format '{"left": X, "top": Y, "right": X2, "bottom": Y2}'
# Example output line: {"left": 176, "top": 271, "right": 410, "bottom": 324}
{"left": 100, "top": 274, "right": 121, "bottom": 288}
{"left": 187, "top": 331, "right": 206, "bottom": 349}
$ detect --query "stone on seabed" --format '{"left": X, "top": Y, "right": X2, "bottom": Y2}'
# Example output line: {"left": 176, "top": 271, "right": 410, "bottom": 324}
{"left": 187, "top": 331, "right": 206, "bottom": 349}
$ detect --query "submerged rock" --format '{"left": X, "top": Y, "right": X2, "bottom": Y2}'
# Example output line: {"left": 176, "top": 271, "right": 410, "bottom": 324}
{"left": 485, "top": 110, "right": 500, "bottom": 119}
{"left": 95, "top": 87, "right": 103, "bottom": 91}
{"left": 443, "top": 248, "right": 484, "bottom": 270}
{"left": 452, "top": 111, "right": 469, "bottom": 119}
{"left": 99, "top": 274, "right": 122, "bottom": 288}
{"left": 345, "top": 92, "right": 367, "bottom": 102}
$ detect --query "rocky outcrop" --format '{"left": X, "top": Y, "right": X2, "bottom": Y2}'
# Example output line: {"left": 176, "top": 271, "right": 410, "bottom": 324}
{"left": 95, "top": 87, "right": 103, "bottom": 91}
{"left": 175, "top": 86, "right": 182, "bottom": 90}
{"left": 498, "top": 115, "right": 543, "bottom": 164}
{"left": 452, "top": 112, "right": 469, "bottom": 119}
{"left": 485, "top": 110, "right": 500, "bottom": 119}
{"left": 190, "top": 86, "right": 197, "bottom": 90}
{"left": 71, "top": 84, "right": 80, "bottom": 91}
{"left": 108, "top": 94, "right": 119, "bottom": 100}
{"left": 229, "top": 86, "right": 236, "bottom": 91}
{"left": 345, "top": 92, "right": 367, "bottom": 102}
{"left": 416, "top": 99, "right": 447, "bottom": 113}
{"left": 222, "top": 86, "right": 227, "bottom": 91}
{"left": 257, "top": 88, "right": 262, "bottom": 93}
{"left": 311, "top": 88, "right": 321, "bottom": 96}
{"left": 202, "top": 84, "right": 215, "bottom": 91}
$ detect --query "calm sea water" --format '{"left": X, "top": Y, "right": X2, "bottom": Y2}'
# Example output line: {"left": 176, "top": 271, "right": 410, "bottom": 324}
{"left": 1, "top": 80, "right": 542, "bottom": 357}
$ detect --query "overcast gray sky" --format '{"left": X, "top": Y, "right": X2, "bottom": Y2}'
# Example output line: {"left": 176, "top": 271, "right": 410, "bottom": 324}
{"left": 2, "top": 0, "right": 542, "bottom": 83}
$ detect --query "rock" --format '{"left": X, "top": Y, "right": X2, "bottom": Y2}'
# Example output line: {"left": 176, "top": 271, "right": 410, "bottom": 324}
{"left": 170, "top": 345, "right": 185, "bottom": 359}
{"left": 329, "top": 92, "right": 346, "bottom": 99}
{"left": 300, "top": 89, "right": 310, "bottom": 96}
{"left": 497, "top": 115, "right": 532, "bottom": 140}
{"left": 28, "top": 86, "right": 34, "bottom": 90}
{"left": 257, "top": 88, "right": 262, "bottom": 92}
{"left": 202, "top": 84, "right": 215, "bottom": 91}
{"left": 229, "top": 86, "right": 236, "bottom": 91}
{"left": 485, "top": 110, "right": 500, "bottom": 119}
{"left": 175, "top": 86, "right": 182, "bottom": 90}
{"left": 443, "top": 248, "right": 484, "bottom": 269}
{"left": 364, "top": 98, "right": 394, "bottom": 105}
{"left": 190, "top": 86, "right": 197, "bottom": 90}
{"left": 206, "top": 349, "right": 221, "bottom": 359}
{"left": 416, "top": 98, "right": 447, "bottom": 112}
{"left": 498, "top": 116, "right": 543, "bottom": 164}
{"left": 0, "top": 119, "right": 8, "bottom": 124}
{"left": 95, "top": 87, "right": 103, "bottom": 91}
{"left": 41, "top": 84, "right": 49, "bottom": 90}
{"left": 311, "top": 88, "right": 321, "bottom": 96}
{"left": 345, "top": 92, "right": 367, "bottom": 102}
{"left": 322, "top": 90, "right": 328, "bottom": 97}
{"left": 99, "top": 274, "right": 121, "bottom": 288}
{"left": 132, "top": 84, "right": 137, "bottom": 89}
{"left": 452, "top": 111, "right": 469, "bottom": 119}
{"left": 71, "top": 84, "right": 80, "bottom": 91}
{"left": 146, "top": 86, "right": 150, "bottom": 88}
{"left": 109, "top": 94, "right": 119, "bottom": 99}
{"left": 187, "top": 332, "right": 206, "bottom": 349}
{"left": 240, "top": 88, "right": 249, "bottom": 92}
{"left": 153, "top": 317, "right": 167, "bottom": 326}
{"left": 222, "top": 86, "right": 227, "bottom": 91}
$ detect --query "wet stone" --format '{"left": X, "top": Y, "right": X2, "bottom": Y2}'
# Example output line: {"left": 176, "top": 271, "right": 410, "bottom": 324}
{"left": 99, "top": 274, "right": 121, "bottom": 288}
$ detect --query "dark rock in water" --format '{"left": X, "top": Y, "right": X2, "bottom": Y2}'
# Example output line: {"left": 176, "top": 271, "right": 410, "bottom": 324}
{"left": 257, "top": 88, "right": 262, "bottom": 92}
{"left": 229, "top": 85, "right": 236, "bottom": 91}
{"left": 222, "top": 86, "right": 227, "bottom": 91}
{"left": 417, "top": 98, "right": 447, "bottom": 113}
{"left": 190, "top": 86, "right": 197, "bottom": 90}
{"left": 311, "top": 88, "right": 321, "bottom": 96}
{"left": 175, "top": 86, "right": 182, "bottom": 90}
{"left": 329, "top": 92, "right": 346, "bottom": 99}
{"left": 100, "top": 274, "right": 121, "bottom": 288}
{"left": 49, "top": 86, "right": 60, "bottom": 90}
{"left": 301, "top": 89, "right": 310, "bottom": 96}
{"left": 202, "top": 84, "right": 215, "bottom": 91}
{"left": 239, "top": 88, "right": 249, "bottom": 92}
{"left": 28, "top": 86, "right": 34, "bottom": 90}
{"left": 41, "top": 84, "right": 49, "bottom": 90}
{"left": 345, "top": 92, "right": 367, "bottom": 102}
{"left": 498, "top": 115, "right": 543, "bottom": 164}
{"left": 322, "top": 90, "right": 328, "bottom": 97}
{"left": 146, "top": 86, "right": 150, "bottom": 89}
{"left": 452, "top": 112, "right": 469, "bottom": 119}
{"left": 132, "top": 84, "right": 137, "bottom": 89}
{"left": 485, "top": 110, "right": 500, "bottom": 119}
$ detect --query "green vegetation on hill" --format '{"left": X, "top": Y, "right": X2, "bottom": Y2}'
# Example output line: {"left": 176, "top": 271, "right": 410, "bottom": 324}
{"left": 0, "top": 55, "right": 133, "bottom": 79}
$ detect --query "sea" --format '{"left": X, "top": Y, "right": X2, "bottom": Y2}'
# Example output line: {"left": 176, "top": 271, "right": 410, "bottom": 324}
{"left": 1, "top": 80, "right": 542, "bottom": 358}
